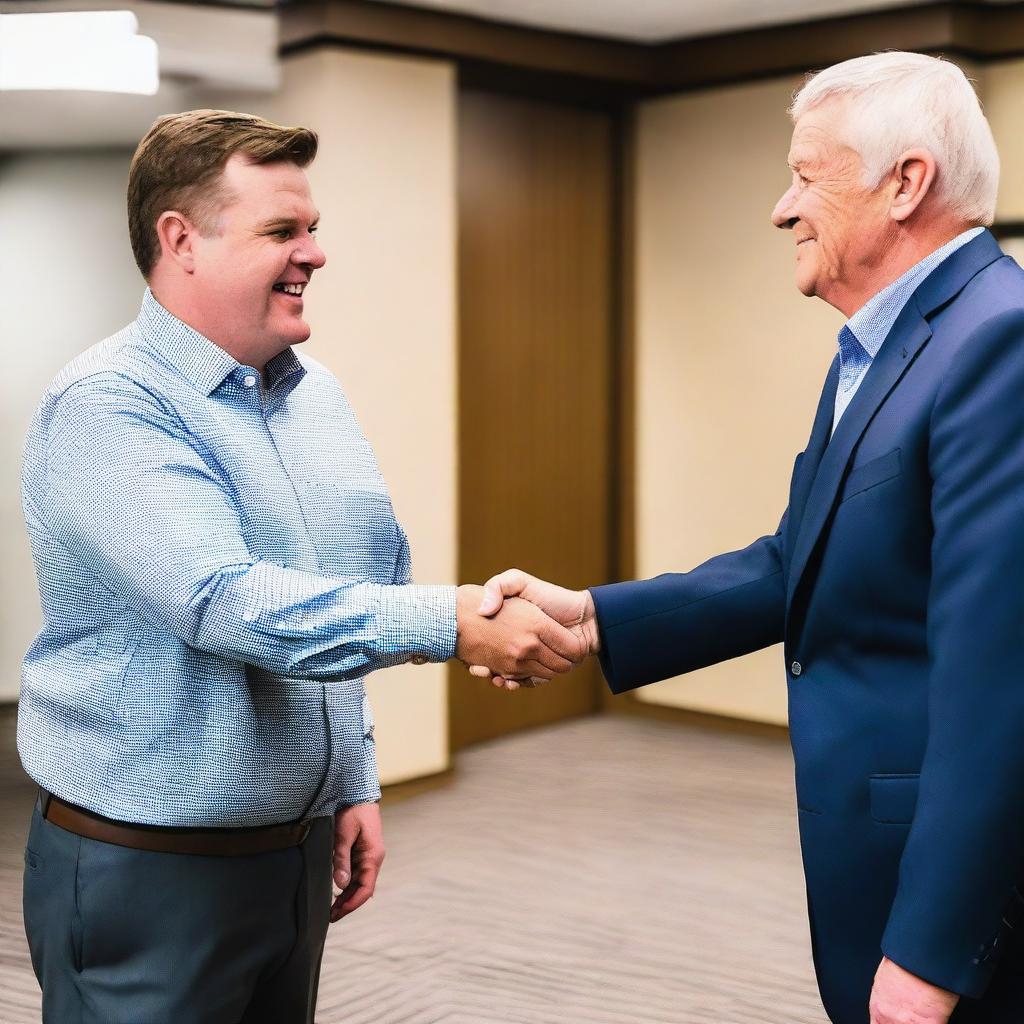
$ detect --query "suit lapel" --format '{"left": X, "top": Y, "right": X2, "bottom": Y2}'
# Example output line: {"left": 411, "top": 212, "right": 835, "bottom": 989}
{"left": 787, "top": 355, "right": 839, "bottom": 550}
{"left": 784, "top": 229, "right": 1005, "bottom": 610}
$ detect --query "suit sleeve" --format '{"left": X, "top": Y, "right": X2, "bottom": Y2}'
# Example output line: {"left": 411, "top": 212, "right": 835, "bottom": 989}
{"left": 881, "top": 310, "right": 1024, "bottom": 998}
{"left": 589, "top": 512, "right": 788, "bottom": 694}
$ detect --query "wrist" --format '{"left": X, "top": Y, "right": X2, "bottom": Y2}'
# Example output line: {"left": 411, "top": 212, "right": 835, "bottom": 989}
{"left": 580, "top": 590, "right": 600, "bottom": 654}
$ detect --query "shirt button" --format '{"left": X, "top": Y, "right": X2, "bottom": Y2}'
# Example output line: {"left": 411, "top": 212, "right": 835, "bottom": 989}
{"left": 410, "top": 655, "right": 428, "bottom": 666}
{"left": 791, "top": 661, "right": 803, "bottom": 677}
{"left": 243, "top": 374, "right": 257, "bottom": 388}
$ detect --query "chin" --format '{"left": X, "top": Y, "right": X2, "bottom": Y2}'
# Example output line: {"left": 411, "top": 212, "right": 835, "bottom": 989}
{"left": 795, "top": 272, "right": 818, "bottom": 298}
{"left": 280, "top": 320, "right": 312, "bottom": 346}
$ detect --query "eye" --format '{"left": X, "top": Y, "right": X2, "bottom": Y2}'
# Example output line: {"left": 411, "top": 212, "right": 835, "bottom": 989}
{"left": 309, "top": 225, "right": 318, "bottom": 235}
{"left": 273, "top": 229, "right": 291, "bottom": 239}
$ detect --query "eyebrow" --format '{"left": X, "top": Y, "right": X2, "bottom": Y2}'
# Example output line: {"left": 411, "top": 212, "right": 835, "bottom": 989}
{"left": 256, "top": 214, "right": 320, "bottom": 230}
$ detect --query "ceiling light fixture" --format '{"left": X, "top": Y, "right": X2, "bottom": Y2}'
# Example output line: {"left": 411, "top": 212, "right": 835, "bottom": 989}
{"left": 0, "top": 11, "right": 158, "bottom": 95}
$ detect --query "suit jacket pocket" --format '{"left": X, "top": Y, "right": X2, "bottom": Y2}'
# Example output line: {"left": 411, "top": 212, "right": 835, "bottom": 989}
{"left": 870, "top": 772, "right": 919, "bottom": 824}
{"left": 840, "top": 447, "right": 902, "bottom": 503}
{"left": 840, "top": 447, "right": 902, "bottom": 502}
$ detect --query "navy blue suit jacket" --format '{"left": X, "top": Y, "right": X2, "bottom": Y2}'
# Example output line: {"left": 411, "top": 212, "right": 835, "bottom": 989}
{"left": 591, "top": 231, "right": 1024, "bottom": 1022}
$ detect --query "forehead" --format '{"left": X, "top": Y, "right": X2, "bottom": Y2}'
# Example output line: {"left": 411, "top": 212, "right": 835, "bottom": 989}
{"left": 787, "top": 99, "right": 857, "bottom": 167}
{"left": 219, "top": 153, "right": 317, "bottom": 215}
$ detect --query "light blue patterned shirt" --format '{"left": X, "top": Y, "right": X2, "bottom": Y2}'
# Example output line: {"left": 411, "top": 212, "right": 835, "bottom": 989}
{"left": 19, "top": 289, "right": 457, "bottom": 827}
{"left": 833, "top": 226, "right": 984, "bottom": 432}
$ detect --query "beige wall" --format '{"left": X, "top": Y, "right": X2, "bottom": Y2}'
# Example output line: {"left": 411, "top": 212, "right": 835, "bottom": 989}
{"left": 632, "top": 77, "right": 842, "bottom": 724}
{"left": 0, "top": 49, "right": 457, "bottom": 787}
{"left": 979, "top": 59, "right": 1024, "bottom": 220}
{"left": 272, "top": 50, "right": 458, "bottom": 783}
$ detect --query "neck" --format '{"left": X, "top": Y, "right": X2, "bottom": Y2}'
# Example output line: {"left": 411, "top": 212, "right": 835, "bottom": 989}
{"left": 148, "top": 275, "right": 277, "bottom": 373}
{"left": 830, "top": 219, "right": 976, "bottom": 318}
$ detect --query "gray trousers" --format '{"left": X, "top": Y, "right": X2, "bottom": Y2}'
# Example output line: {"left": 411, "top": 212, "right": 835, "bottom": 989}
{"left": 23, "top": 798, "right": 333, "bottom": 1024}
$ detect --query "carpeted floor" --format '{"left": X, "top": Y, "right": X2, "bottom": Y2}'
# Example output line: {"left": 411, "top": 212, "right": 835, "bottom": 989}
{"left": 0, "top": 709, "right": 827, "bottom": 1023}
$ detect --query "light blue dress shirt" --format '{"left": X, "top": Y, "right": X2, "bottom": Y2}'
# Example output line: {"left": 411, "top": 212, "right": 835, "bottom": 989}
{"left": 19, "top": 289, "right": 457, "bottom": 827}
{"left": 833, "top": 226, "right": 984, "bottom": 432}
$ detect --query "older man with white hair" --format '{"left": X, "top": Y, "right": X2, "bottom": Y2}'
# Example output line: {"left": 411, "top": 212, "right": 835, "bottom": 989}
{"left": 476, "top": 52, "right": 1024, "bottom": 1024}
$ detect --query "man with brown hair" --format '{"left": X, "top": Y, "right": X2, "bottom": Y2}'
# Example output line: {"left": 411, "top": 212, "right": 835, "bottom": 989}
{"left": 18, "top": 109, "right": 582, "bottom": 1023}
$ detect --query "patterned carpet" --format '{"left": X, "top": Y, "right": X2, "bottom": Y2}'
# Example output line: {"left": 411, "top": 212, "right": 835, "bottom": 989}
{"left": 0, "top": 711, "right": 827, "bottom": 1023}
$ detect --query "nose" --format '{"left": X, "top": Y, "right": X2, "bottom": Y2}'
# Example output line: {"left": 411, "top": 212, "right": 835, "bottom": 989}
{"left": 771, "top": 184, "right": 799, "bottom": 230}
{"left": 295, "top": 236, "right": 327, "bottom": 271}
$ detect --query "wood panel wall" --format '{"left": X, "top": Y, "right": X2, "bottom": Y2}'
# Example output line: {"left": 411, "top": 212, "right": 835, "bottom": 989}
{"left": 449, "top": 90, "right": 616, "bottom": 749}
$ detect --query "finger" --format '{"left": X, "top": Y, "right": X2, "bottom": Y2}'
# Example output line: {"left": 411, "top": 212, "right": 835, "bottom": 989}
{"left": 331, "top": 882, "right": 372, "bottom": 921}
{"left": 332, "top": 825, "right": 355, "bottom": 891}
{"left": 530, "top": 644, "right": 575, "bottom": 675}
{"left": 519, "top": 659, "right": 562, "bottom": 681}
{"left": 504, "top": 679, "right": 520, "bottom": 691}
{"left": 468, "top": 665, "right": 491, "bottom": 678}
{"left": 331, "top": 864, "right": 379, "bottom": 921}
{"left": 500, "top": 659, "right": 555, "bottom": 681}
{"left": 535, "top": 616, "right": 587, "bottom": 662}
{"left": 477, "top": 568, "right": 531, "bottom": 616}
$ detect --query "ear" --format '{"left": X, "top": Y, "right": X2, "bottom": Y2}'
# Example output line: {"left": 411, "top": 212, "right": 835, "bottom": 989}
{"left": 890, "top": 148, "right": 937, "bottom": 223}
{"left": 155, "top": 210, "right": 199, "bottom": 274}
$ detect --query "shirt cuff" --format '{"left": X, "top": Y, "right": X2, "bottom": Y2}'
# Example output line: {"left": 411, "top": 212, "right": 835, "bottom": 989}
{"left": 376, "top": 584, "right": 457, "bottom": 664}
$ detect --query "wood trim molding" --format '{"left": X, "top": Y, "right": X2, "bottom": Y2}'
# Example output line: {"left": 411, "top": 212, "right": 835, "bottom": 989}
{"left": 280, "top": 0, "right": 1024, "bottom": 100}
{"left": 608, "top": 696, "right": 790, "bottom": 740}
{"left": 381, "top": 767, "right": 455, "bottom": 804}
{"left": 280, "top": 0, "right": 654, "bottom": 94}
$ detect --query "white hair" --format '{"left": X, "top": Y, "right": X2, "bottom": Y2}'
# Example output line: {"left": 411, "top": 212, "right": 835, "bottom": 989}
{"left": 790, "top": 51, "right": 999, "bottom": 225}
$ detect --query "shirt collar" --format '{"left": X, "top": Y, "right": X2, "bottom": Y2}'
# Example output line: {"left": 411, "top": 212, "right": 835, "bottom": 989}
{"left": 137, "top": 288, "right": 305, "bottom": 397}
{"left": 844, "top": 226, "right": 985, "bottom": 359}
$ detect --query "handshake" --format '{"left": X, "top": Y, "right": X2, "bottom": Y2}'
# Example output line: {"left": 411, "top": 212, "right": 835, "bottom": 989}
{"left": 454, "top": 570, "right": 601, "bottom": 690}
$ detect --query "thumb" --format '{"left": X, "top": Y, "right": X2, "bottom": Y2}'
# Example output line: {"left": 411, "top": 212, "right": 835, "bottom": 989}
{"left": 477, "top": 568, "right": 530, "bottom": 616}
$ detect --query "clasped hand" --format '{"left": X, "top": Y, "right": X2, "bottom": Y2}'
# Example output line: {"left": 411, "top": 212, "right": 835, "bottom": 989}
{"left": 455, "top": 570, "right": 601, "bottom": 690}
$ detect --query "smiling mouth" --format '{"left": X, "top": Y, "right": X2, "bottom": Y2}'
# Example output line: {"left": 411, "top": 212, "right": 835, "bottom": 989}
{"left": 273, "top": 282, "right": 306, "bottom": 296}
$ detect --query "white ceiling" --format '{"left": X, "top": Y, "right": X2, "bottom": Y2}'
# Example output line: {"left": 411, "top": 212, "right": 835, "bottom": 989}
{"left": 367, "top": 0, "right": 946, "bottom": 42}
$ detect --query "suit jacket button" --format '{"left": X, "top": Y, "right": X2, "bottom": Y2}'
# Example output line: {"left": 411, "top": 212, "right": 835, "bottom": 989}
{"left": 791, "top": 661, "right": 803, "bottom": 676}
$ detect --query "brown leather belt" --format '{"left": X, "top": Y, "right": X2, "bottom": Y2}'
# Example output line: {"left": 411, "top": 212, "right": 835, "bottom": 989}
{"left": 40, "top": 790, "right": 312, "bottom": 857}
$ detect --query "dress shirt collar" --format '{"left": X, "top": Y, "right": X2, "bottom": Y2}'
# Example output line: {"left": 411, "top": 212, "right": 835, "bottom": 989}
{"left": 138, "top": 288, "right": 305, "bottom": 397}
{"left": 845, "top": 226, "right": 985, "bottom": 359}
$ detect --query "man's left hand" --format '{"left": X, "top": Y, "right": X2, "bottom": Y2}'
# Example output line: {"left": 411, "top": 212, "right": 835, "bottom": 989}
{"left": 331, "top": 802, "right": 385, "bottom": 923}
{"left": 869, "top": 956, "right": 960, "bottom": 1024}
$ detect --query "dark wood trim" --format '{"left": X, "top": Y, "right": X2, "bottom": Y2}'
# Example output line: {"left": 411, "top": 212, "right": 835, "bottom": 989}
{"left": 654, "top": 3, "right": 958, "bottom": 94}
{"left": 607, "top": 694, "right": 790, "bottom": 740}
{"left": 280, "top": 0, "right": 654, "bottom": 95}
{"left": 611, "top": 107, "right": 636, "bottom": 590}
{"left": 991, "top": 220, "right": 1024, "bottom": 239}
{"left": 173, "top": 0, "right": 277, "bottom": 10}
{"left": 381, "top": 767, "right": 454, "bottom": 804}
{"left": 601, "top": 106, "right": 637, "bottom": 716}
{"left": 280, "top": 0, "right": 1024, "bottom": 101}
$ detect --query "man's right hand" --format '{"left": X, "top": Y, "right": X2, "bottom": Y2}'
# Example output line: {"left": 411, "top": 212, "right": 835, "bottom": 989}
{"left": 468, "top": 569, "right": 601, "bottom": 690}
{"left": 454, "top": 584, "right": 587, "bottom": 682}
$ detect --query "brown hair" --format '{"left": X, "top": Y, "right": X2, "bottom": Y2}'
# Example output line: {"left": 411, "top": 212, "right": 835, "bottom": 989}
{"left": 127, "top": 109, "right": 318, "bottom": 278}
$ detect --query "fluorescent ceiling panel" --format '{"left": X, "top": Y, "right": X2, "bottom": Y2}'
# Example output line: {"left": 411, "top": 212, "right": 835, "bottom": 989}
{"left": 0, "top": 10, "right": 158, "bottom": 94}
